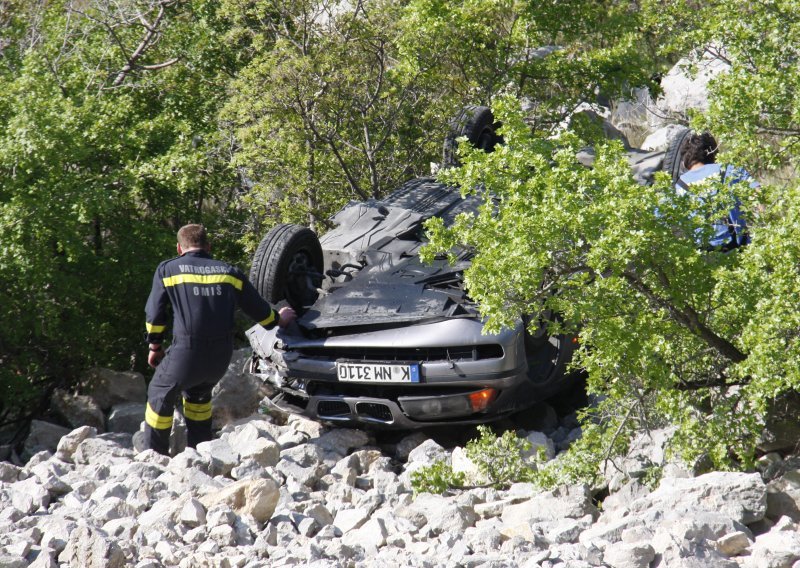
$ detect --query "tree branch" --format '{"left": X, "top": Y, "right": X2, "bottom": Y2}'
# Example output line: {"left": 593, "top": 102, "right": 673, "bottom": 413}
{"left": 111, "top": 0, "right": 177, "bottom": 88}
{"left": 622, "top": 269, "right": 747, "bottom": 363}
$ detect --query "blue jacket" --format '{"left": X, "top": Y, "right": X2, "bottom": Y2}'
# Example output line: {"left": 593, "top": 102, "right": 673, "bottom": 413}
{"left": 675, "top": 163, "right": 756, "bottom": 250}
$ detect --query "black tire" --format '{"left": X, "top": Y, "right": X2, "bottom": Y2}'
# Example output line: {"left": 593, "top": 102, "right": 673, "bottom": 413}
{"left": 249, "top": 224, "right": 324, "bottom": 313}
{"left": 662, "top": 126, "right": 692, "bottom": 183}
{"left": 523, "top": 314, "right": 579, "bottom": 399}
{"left": 442, "top": 105, "right": 502, "bottom": 168}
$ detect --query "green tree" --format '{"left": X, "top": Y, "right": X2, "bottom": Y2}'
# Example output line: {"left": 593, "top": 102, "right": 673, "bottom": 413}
{"left": 221, "top": 0, "right": 432, "bottom": 245}
{"left": 398, "top": 0, "right": 656, "bottom": 135}
{"left": 423, "top": 95, "right": 791, "bottom": 477}
{"left": 641, "top": 0, "right": 800, "bottom": 175}
{"left": 0, "top": 0, "right": 241, "bottom": 433}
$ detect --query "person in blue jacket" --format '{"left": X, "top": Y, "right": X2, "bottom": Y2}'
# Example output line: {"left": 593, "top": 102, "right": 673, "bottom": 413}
{"left": 143, "top": 224, "right": 295, "bottom": 455}
{"left": 674, "top": 132, "right": 757, "bottom": 251}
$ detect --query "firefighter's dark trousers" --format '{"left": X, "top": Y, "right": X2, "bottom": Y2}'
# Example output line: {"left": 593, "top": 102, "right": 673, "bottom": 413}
{"left": 144, "top": 335, "right": 233, "bottom": 455}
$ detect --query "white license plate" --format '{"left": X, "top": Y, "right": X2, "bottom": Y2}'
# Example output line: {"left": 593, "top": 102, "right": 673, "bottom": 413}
{"left": 336, "top": 362, "right": 421, "bottom": 383}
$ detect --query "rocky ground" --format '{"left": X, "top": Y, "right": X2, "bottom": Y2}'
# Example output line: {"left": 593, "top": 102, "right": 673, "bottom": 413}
{"left": 2, "top": 351, "right": 800, "bottom": 568}
{"left": 4, "top": 50, "right": 800, "bottom": 568}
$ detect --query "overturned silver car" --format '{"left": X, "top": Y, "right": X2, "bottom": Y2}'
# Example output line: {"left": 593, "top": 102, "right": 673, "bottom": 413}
{"left": 245, "top": 107, "right": 688, "bottom": 429}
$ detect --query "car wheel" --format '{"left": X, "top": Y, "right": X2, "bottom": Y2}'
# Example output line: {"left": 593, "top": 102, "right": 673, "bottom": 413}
{"left": 442, "top": 105, "right": 502, "bottom": 168}
{"left": 250, "top": 223, "right": 324, "bottom": 313}
{"left": 523, "top": 314, "right": 578, "bottom": 399}
{"left": 662, "top": 126, "right": 692, "bottom": 183}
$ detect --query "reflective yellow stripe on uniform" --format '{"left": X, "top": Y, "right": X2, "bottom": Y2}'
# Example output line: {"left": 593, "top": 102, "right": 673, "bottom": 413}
{"left": 183, "top": 399, "right": 212, "bottom": 422}
{"left": 162, "top": 274, "right": 243, "bottom": 290}
{"left": 258, "top": 309, "right": 276, "bottom": 327}
{"left": 145, "top": 403, "right": 173, "bottom": 430}
{"left": 146, "top": 322, "right": 167, "bottom": 334}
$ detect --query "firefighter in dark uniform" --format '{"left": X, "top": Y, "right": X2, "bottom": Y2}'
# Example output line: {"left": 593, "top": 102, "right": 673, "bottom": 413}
{"left": 143, "top": 224, "right": 295, "bottom": 455}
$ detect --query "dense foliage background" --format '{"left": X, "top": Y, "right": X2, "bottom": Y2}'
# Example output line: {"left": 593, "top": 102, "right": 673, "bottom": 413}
{"left": 2, "top": 0, "right": 798, "bottom": 477}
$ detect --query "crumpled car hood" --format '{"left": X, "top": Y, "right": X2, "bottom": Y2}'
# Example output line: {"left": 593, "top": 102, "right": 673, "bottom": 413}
{"left": 299, "top": 253, "right": 475, "bottom": 330}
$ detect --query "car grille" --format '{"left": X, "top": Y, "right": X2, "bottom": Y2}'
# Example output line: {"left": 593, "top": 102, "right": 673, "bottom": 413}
{"left": 316, "top": 400, "right": 395, "bottom": 423}
{"left": 317, "top": 400, "right": 350, "bottom": 417}
{"left": 355, "top": 402, "right": 393, "bottom": 422}
{"left": 295, "top": 344, "right": 503, "bottom": 363}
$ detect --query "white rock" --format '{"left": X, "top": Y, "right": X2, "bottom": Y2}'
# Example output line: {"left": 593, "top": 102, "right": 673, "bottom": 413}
{"left": 199, "top": 478, "right": 279, "bottom": 524}
{"left": 331, "top": 455, "right": 358, "bottom": 486}
{"left": 313, "top": 429, "right": 370, "bottom": 455}
{"left": 333, "top": 507, "right": 370, "bottom": 533}
{"left": 154, "top": 540, "right": 177, "bottom": 565}
{"left": 410, "top": 493, "right": 478, "bottom": 535}
{"left": 74, "top": 435, "right": 135, "bottom": 465}
{"left": 195, "top": 438, "right": 239, "bottom": 477}
{"left": 746, "top": 527, "right": 800, "bottom": 568}
{"left": 4, "top": 541, "right": 31, "bottom": 558}
{"left": 501, "top": 484, "right": 597, "bottom": 527}
{"left": 654, "top": 49, "right": 730, "bottom": 124}
{"left": 451, "top": 446, "right": 485, "bottom": 485}
{"left": 54, "top": 426, "right": 97, "bottom": 462}
{"left": 276, "top": 459, "right": 326, "bottom": 488}
{"left": 304, "top": 503, "right": 334, "bottom": 527}
{"left": 23, "top": 421, "right": 71, "bottom": 459}
{"left": 287, "top": 414, "right": 325, "bottom": 439}
{"left": 0, "top": 555, "right": 28, "bottom": 568}
{"left": 603, "top": 541, "right": 655, "bottom": 568}
{"left": 90, "top": 497, "right": 136, "bottom": 524}
{"left": 644, "top": 471, "right": 766, "bottom": 525}
{"left": 107, "top": 402, "right": 146, "bottom": 434}
{"left": 522, "top": 431, "right": 556, "bottom": 462}
{"left": 716, "top": 531, "right": 752, "bottom": 557}
{"left": 342, "top": 517, "right": 387, "bottom": 554}
{"left": 238, "top": 437, "right": 280, "bottom": 468}
{"left": 183, "top": 526, "right": 207, "bottom": 544}
{"left": 209, "top": 524, "right": 237, "bottom": 547}
{"left": 394, "top": 432, "right": 429, "bottom": 461}
{"left": 102, "top": 518, "right": 138, "bottom": 540}
{"left": 81, "top": 367, "right": 147, "bottom": 410}
{"left": 406, "top": 439, "right": 448, "bottom": 465}
{"left": 58, "top": 524, "right": 127, "bottom": 568}
{"left": 767, "top": 470, "right": 800, "bottom": 523}
{"left": 181, "top": 499, "right": 207, "bottom": 527}
{"left": 10, "top": 478, "right": 49, "bottom": 513}
{"left": 39, "top": 517, "right": 76, "bottom": 553}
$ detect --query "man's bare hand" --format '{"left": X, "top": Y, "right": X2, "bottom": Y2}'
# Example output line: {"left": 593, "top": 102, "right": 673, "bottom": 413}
{"left": 148, "top": 349, "right": 165, "bottom": 368}
{"left": 278, "top": 306, "right": 296, "bottom": 328}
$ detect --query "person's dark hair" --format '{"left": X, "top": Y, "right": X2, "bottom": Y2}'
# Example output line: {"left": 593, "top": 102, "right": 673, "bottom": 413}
{"left": 177, "top": 224, "right": 209, "bottom": 249}
{"left": 682, "top": 131, "right": 718, "bottom": 168}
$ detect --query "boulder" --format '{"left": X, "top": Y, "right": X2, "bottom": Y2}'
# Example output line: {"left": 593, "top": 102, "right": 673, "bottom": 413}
{"left": 652, "top": 48, "right": 730, "bottom": 126}
{"left": 50, "top": 389, "right": 105, "bottom": 431}
{"left": 58, "top": 524, "right": 127, "bottom": 568}
{"left": 759, "top": 393, "right": 800, "bottom": 454}
{"left": 80, "top": 368, "right": 146, "bottom": 410}
{"left": 199, "top": 478, "right": 280, "bottom": 524}
{"left": 767, "top": 470, "right": 800, "bottom": 522}
{"left": 408, "top": 493, "right": 479, "bottom": 535}
{"left": 74, "top": 434, "right": 135, "bottom": 465}
{"left": 106, "top": 403, "right": 146, "bottom": 434}
{"left": 602, "top": 541, "right": 655, "bottom": 568}
{"left": 312, "top": 428, "right": 370, "bottom": 455}
{"left": 745, "top": 525, "right": 800, "bottom": 568}
{"left": 642, "top": 471, "right": 766, "bottom": 525}
{"left": 521, "top": 431, "right": 555, "bottom": 462}
{"left": 211, "top": 349, "right": 270, "bottom": 428}
{"left": 23, "top": 421, "right": 71, "bottom": 459}
{"left": 55, "top": 425, "right": 97, "bottom": 462}
{"left": 501, "top": 484, "right": 598, "bottom": 527}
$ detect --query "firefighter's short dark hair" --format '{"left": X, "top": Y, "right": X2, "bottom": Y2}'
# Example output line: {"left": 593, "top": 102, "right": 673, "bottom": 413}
{"left": 178, "top": 224, "right": 209, "bottom": 249}
{"left": 682, "top": 131, "right": 718, "bottom": 168}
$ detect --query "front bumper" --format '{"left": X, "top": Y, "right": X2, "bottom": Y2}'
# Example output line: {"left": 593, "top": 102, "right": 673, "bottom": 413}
{"left": 246, "top": 318, "right": 533, "bottom": 428}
